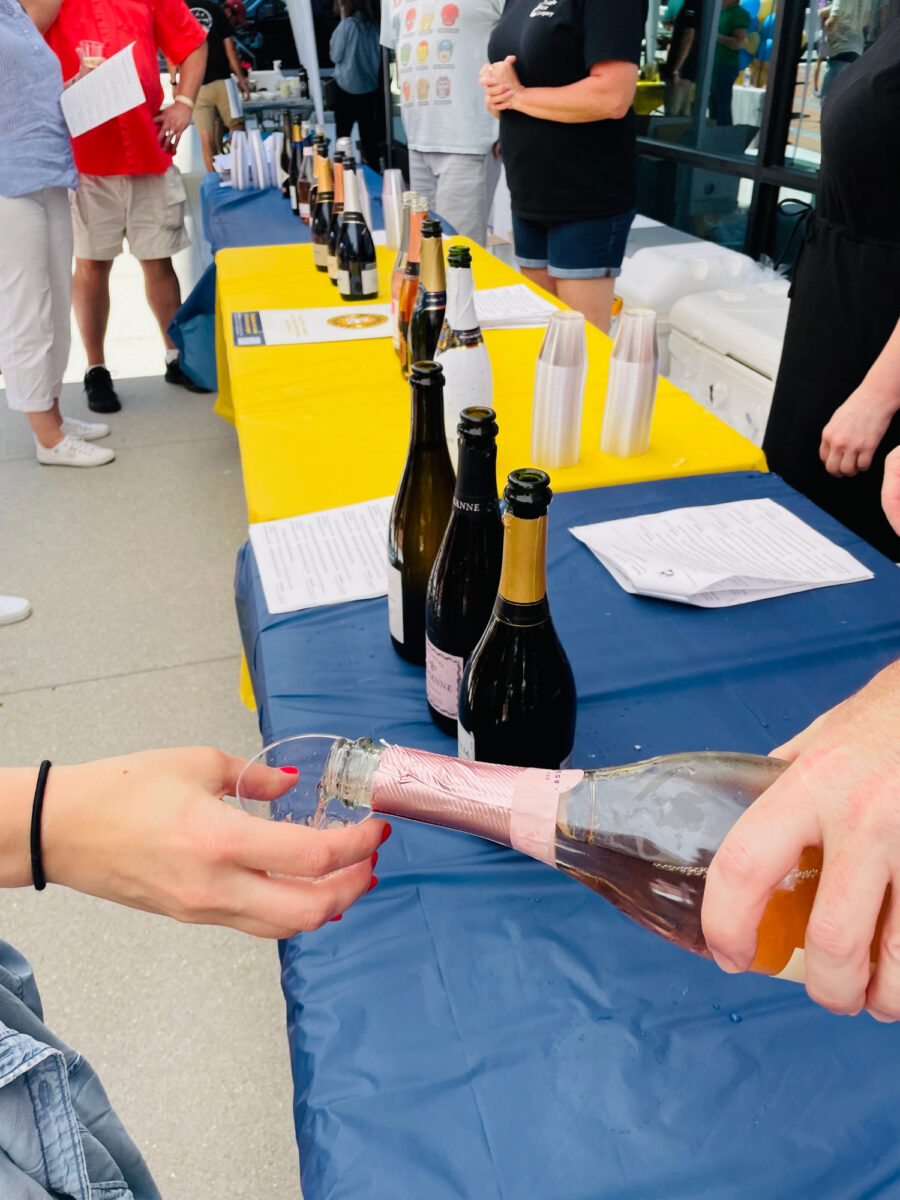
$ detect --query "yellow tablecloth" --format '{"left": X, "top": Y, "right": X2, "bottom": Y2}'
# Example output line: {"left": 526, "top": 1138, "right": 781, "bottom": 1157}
{"left": 215, "top": 239, "right": 764, "bottom": 526}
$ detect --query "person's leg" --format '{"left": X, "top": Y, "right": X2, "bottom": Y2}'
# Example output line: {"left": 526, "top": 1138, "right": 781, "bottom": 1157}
{"left": 555, "top": 277, "right": 617, "bottom": 332}
{"left": 520, "top": 266, "right": 557, "bottom": 296}
{"left": 0, "top": 190, "right": 63, "bottom": 446}
{"left": 710, "top": 65, "right": 735, "bottom": 125}
{"left": 333, "top": 83, "right": 355, "bottom": 142}
{"left": 547, "top": 209, "right": 634, "bottom": 332}
{"left": 72, "top": 258, "right": 113, "bottom": 366}
{"left": 408, "top": 150, "right": 438, "bottom": 213}
{"left": 139, "top": 257, "right": 181, "bottom": 350}
{"left": 194, "top": 83, "right": 218, "bottom": 172}
{"left": 432, "top": 153, "right": 492, "bottom": 245}
{"left": 356, "top": 90, "right": 381, "bottom": 168}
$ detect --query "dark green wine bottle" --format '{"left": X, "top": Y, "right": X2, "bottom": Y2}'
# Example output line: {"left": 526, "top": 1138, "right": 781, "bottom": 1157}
{"left": 407, "top": 220, "right": 446, "bottom": 367}
{"left": 388, "top": 362, "right": 456, "bottom": 666}
{"left": 457, "top": 469, "right": 576, "bottom": 768}
{"left": 326, "top": 151, "right": 345, "bottom": 284}
{"left": 281, "top": 112, "right": 294, "bottom": 199}
{"left": 310, "top": 145, "right": 333, "bottom": 272}
{"left": 336, "top": 159, "right": 378, "bottom": 301}
{"left": 425, "top": 407, "right": 503, "bottom": 736}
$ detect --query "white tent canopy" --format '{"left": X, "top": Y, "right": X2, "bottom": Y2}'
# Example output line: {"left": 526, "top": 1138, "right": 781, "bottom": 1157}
{"left": 283, "top": 0, "right": 325, "bottom": 125}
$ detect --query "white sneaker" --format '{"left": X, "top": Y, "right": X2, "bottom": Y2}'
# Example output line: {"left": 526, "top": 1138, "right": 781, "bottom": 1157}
{"left": 60, "top": 416, "right": 110, "bottom": 441}
{"left": 0, "top": 595, "right": 32, "bottom": 625}
{"left": 36, "top": 434, "right": 115, "bottom": 468}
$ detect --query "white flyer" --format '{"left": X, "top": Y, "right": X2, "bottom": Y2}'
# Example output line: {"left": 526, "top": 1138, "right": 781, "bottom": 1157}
{"left": 570, "top": 498, "right": 874, "bottom": 608}
{"left": 249, "top": 497, "right": 394, "bottom": 615}
{"left": 474, "top": 285, "right": 559, "bottom": 330}
{"left": 232, "top": 305, "right": 391, "bottom": 347}
{"left": 60, "top": 43, "right": 145, "bottom": 138}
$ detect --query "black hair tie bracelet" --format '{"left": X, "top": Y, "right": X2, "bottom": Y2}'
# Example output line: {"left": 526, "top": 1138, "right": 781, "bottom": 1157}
{"left": 30, "top": 760, "right": 51, "bottom": 891}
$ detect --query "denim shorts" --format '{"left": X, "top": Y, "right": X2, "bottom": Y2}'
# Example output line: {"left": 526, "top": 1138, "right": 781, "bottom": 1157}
{"left": 512, "top": 209, "right": 636, "bottom": 279}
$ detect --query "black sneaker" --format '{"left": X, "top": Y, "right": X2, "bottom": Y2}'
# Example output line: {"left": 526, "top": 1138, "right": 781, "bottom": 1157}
{"left": 165, "top": 359, "right": 212, "bottom": 394}
{"left": 84, "top": 366, "right": 121, "bottom": 413}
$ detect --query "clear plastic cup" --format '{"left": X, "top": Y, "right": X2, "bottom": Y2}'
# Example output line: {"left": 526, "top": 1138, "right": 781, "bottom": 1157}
{"left": 600, "top": 308, "right": 660, "bottom": 458}
{"left": 236, "top": 734, "right": 372, "bottom": 830}
{"left": 78, "top": 40, "right": 105, "bottom": 69}
{"left": 530, "top": 310, "right": 588, "bottom": 470}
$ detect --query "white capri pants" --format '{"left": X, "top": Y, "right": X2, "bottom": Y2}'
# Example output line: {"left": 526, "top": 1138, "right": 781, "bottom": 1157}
{"left": 0, "top": 187, "right": 72, "bottom": 413}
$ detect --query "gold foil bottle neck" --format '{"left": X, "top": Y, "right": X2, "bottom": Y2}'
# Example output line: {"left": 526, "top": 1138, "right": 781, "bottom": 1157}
{"left": 498, "top": 512, "right": 548, "bottom": 605}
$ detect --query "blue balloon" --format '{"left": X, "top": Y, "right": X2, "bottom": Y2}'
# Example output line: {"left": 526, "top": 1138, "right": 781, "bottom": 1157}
{"left": 761, "top": 11, "right": 776, "bottom": 37}
{"left": 741, "top": 0, "right": 761, "bottom": 18}
{"left": 758, "top": 34, "right": 773, "bottom": 61}
{"left": 739, "top": 47, "right": 754, "bottom": 68}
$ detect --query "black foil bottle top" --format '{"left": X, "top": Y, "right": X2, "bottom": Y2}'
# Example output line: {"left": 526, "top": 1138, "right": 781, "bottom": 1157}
{"left": 421, "top": 219, "right": 442, "bottom": 239}
{"left": 458, "top": 406, "right": 497, "bottom": 441}
{"left": 503, "top": 468, "right": 552, "bottom": 519}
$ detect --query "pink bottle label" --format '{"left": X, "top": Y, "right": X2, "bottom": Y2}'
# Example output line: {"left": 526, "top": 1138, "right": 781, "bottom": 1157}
{"left": 425, "top": 635, "right": 464, "bottom": 720}
{"left": 510, "top": 769, "right": 584, "bottom": 866}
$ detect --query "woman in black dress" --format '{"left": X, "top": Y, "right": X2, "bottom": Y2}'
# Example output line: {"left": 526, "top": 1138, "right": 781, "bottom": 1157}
{"left": 763, "top": 13, "right": 900, "bottom": 559}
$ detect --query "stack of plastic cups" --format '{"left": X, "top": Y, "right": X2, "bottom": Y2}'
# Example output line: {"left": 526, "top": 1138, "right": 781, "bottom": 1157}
{"left": 530, "top": 311, "right": 588, "bottom": 470}
{"left": 381, "top": 169, "right": 405, "bottom": 251}
{"left": 600, "top": 308, "right": 659, "bottom": 458}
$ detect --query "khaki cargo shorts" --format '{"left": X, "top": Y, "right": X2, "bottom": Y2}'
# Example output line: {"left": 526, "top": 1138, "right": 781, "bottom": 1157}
{"left": 194, "top": 78, "right": 245, "bottom": 135}
{"left": 70, "top": 165, "right": 192, "bottom": 260}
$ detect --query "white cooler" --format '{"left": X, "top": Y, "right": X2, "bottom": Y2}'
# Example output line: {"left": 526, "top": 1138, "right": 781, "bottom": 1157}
{"left": 615, "top": 242, "right": 770, "bottom": 373}
{"left": 666, "top": 280, "right": 791, "bottom": 447}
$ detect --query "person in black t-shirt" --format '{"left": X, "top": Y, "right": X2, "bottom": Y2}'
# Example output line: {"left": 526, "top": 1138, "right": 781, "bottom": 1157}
{"left": 662, "top": 0, "right": 702, "bottom": 115}
{"left": 189, "top": 0, "right": 250, "bottom": 172}
{"left": 480, "top": 0, "right": 643, "bottom": 332}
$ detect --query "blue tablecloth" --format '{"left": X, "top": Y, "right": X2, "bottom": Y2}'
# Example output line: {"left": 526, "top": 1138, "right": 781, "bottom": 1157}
{"left": 200, "top": 167, "right": 386, "bottom": 255}
{"left": 235, "top": 471, "right": 900, "bottom": 1200}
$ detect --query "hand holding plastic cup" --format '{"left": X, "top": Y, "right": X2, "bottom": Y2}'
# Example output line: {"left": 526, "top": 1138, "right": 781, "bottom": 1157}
{"left": 77, "top": 40, "right": 105, "bottom": 70}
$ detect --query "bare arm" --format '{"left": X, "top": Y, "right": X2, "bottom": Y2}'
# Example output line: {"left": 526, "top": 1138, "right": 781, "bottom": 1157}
{"left": 820, "top": 313, "right": 900, "bottom": 476}
{"left": 0, "top": 749, "right": 386, "bottom": 935}
{"left": 481, "top": 56, "right": 638, "bottom": 124}
{"left": 173, "top": 39, "right": 207, "bottom": 105}
{"left": 224, "top": 36, "right": 250, "bottom": 96}
{"left": 155, "top": 40, "right": 207, "bottom": 148}
{"left": 670, "top": 27, "right": 696, "bottom": 72}
{"left": 717, "top": 27, "right": 748, "bottom": 48}
{"left": 18, "top": 0, "right": 63, "bottom": 33}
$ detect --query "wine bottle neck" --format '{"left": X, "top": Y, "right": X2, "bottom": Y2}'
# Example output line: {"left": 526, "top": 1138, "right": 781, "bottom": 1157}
{"left": 410, "top": 376, "right": 446, "bottom": 446}
{"left": 497, "top": 512, "right": 548, "bottom": 607}
{"left": 419, "top": 236, "right": 446, "bottom": 294}
{"left": 333, "top": 163, "right": 344, "bottom": 205}
{"left": 342, "top": 167, "right": 361, "bottom": 216}
{"left": 446, "top": 264, "right": 479, "bottom": 334}
{"left": 323, "top": 738, "right": 583, "bottom": 867}
{"left": 407, "top": 212, "right": 425, "bottom": 267}
{"left": 454, "top": 437, "right": 498, "bottom": 511}
{"left": 315, "top": 155, "right": 333, "bottom": 193}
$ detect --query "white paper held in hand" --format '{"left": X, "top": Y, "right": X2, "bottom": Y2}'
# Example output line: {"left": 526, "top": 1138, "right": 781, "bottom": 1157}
{"left": 249, "top": 497, "right": 394, "bottom": 615}
{"left": 570, "top": 498, "right": 874, "bottom": 607}
{"left": 60, "top": 43, "right": 144, "bottom": 138}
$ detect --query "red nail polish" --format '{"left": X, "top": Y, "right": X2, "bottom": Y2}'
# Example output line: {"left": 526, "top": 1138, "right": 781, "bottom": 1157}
{"left": 367, "top": 875, "right": 378, "bottom": 893}
{"left": 330, "top": 914, "right": 343, "bottom": 922}
{"left": 279, "top": 766, "right": 299, "bottom": 775}
{"left": 380, "top": 824, "right": 392, "bottom": 844}
{"left": 371, "top": 851, "right": 379, "bottom": 869}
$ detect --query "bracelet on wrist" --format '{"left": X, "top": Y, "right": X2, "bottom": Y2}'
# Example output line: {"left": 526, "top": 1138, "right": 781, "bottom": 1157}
{"left": 30, "top": 761, "right": 51, "bottom": 891}
{"left": 174, "top": 93, "right": 195, "bottom": 110}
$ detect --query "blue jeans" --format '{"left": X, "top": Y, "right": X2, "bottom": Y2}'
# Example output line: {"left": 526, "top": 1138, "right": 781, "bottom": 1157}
{"left": 709, "top": 64, "right": 738, "bottom": 125}
{"left": 0, "top": 939, "right": 159, "bottom": 1199}
{"left": 512, "top": 209, "right": 636, "bottom": 279}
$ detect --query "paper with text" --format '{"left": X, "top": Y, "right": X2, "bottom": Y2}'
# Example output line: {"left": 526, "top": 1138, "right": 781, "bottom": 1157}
{"left": 249, "top": 497, "right": 394, "bottom": 614}
{"left": 474, "top": 285, "right": 558, "bottom": 329}
{"left": 232, "top": 305, "right": 391, "bottom": 346}
{"left": 570, "top": 498, "right": 874, "bottom": 607}
{"left": 60, "top": 43, "right": 145, "bottom": 138}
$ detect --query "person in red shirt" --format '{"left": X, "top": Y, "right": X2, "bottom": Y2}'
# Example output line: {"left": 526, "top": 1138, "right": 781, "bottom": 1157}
{"left": 45, "top": 0, "right": 209, "bottom": 411}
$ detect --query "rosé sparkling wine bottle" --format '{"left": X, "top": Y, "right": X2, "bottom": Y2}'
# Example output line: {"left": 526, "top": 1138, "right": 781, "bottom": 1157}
{"left": 238, "top": 736, "right": 878, "bottom": 983}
